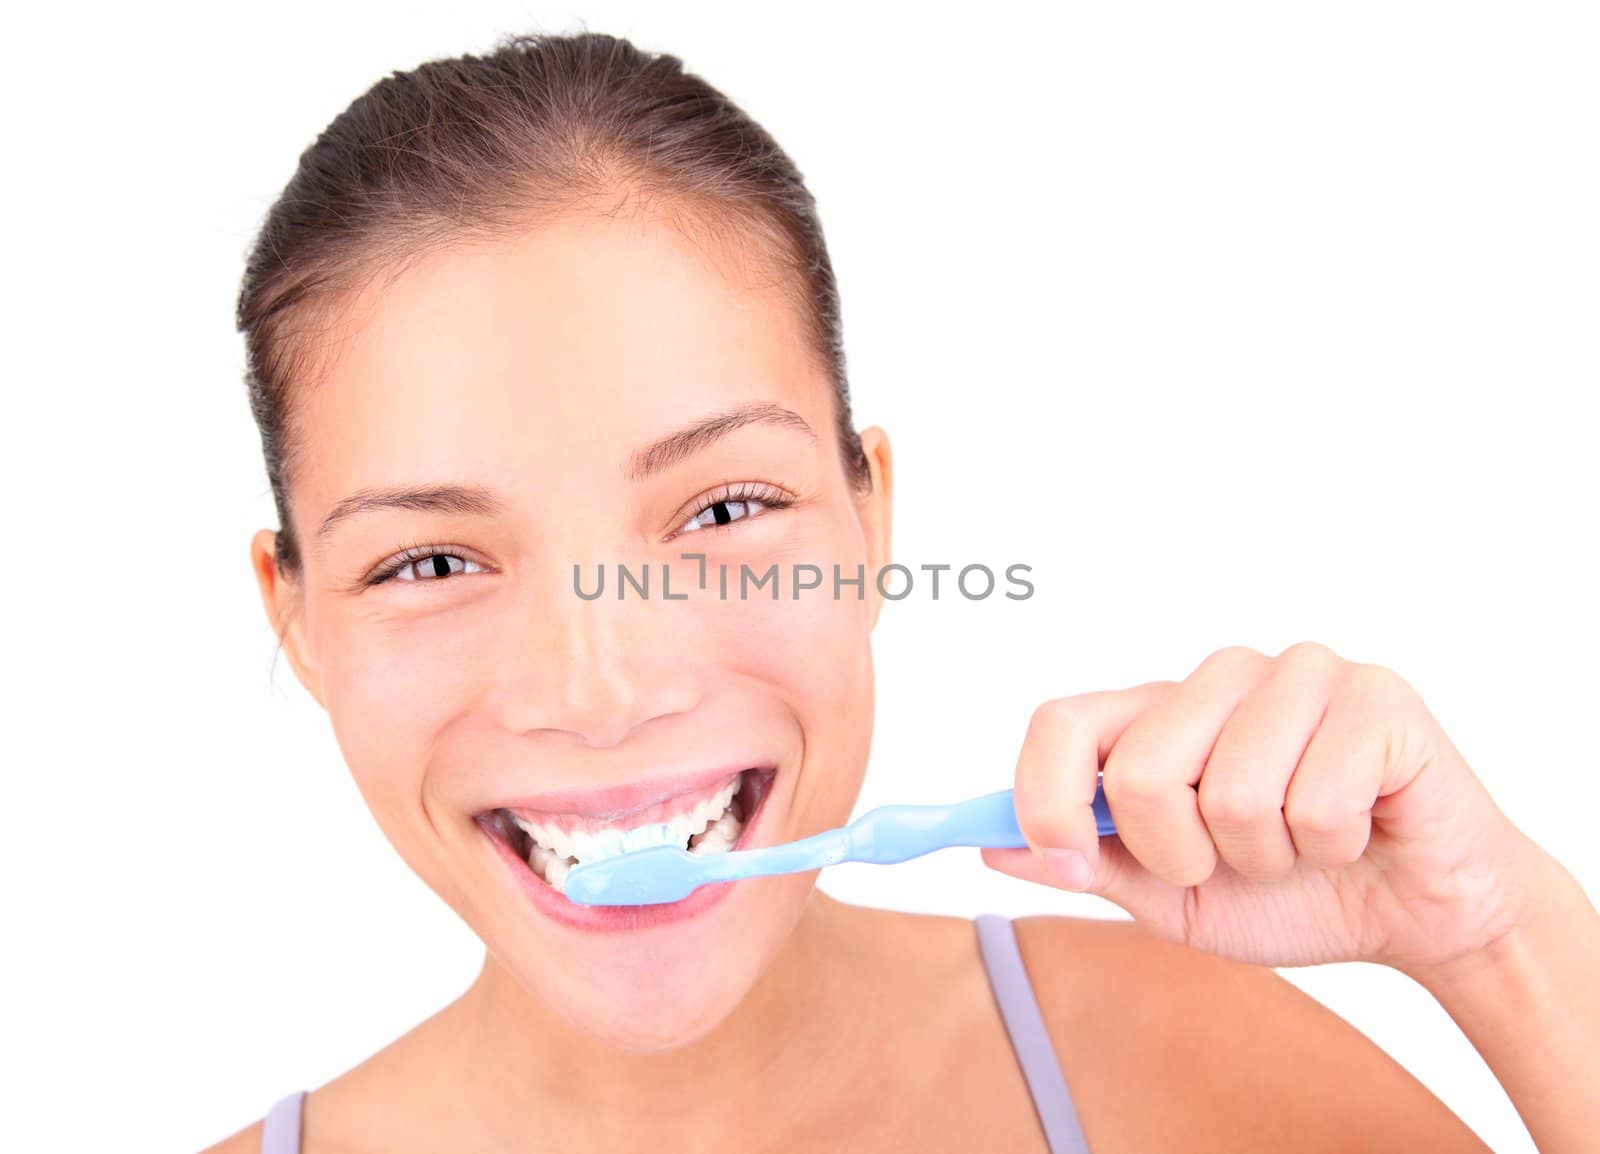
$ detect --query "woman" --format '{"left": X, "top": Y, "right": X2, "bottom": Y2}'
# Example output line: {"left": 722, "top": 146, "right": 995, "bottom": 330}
{"left": 207, "top": 30, "right": 1598, "bottom": 1153}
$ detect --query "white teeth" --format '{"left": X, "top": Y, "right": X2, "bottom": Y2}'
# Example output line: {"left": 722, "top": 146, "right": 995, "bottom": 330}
{"left": 680, "top": 777, "right": 740, "bottom": 842}
{"left": 512, "top": 774, "right": 748, "bottom": 891}
{"left": 545, "top": 856, "right": 572, "bottom": 889}
{"left": 619, "top": 823, "right": 677, "bottom": 853}
{"left": 688, "top": 808, "right": 743, "bottom": 855}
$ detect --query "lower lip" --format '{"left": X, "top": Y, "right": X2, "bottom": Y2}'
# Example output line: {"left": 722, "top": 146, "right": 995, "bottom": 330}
{"left": 479, "top": 769, "right": 775, "bottom": 933}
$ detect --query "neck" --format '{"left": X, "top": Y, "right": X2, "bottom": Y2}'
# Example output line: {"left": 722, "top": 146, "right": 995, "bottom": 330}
{"left": 446, "top": 892, "right": 889, "bottom": 1150}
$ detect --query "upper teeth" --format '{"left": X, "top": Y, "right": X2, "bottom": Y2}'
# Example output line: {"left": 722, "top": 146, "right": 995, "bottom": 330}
{"left": 510, "top": 775, "right": 743, "bottom": 875}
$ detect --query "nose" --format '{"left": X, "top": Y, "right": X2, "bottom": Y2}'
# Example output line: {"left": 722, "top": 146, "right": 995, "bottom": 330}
{"left": 490, "top": 570, "right": 702, "bottom": 748}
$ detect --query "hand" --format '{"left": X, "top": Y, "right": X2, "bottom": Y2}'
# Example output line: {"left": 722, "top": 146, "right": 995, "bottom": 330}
{"left": 983, "top": 642, "right": 1546, "bottom": 972}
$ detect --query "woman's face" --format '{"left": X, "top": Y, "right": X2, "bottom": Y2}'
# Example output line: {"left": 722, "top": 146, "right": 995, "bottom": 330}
{"left": 252, "top": 207, "right": 892, "bottom": 1050}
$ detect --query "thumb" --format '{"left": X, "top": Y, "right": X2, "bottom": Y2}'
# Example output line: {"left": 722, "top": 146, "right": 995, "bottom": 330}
{"left": 981, "top": 835, "right": 1178, "bottom": 923}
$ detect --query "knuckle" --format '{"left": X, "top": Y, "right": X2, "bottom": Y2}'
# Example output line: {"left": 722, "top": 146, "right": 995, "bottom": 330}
{"left": 1027, "top": 696, "right": 1083, "bottom": 739}
{"left": 1030, "top": 695, "right": 1074, "bottom": 723}
{"left": 1103, "top": 752, "right": 1163, "bottom": 806}
{"left": 1284, "top": 795, "right": 1347, "bottom": 837}
{"left": 1277, "top": 639, "right": 1340, "bottom": 673}
{"left": 1339, "top": 661, "right": 1413, "bottom": 704}
{"left": 1198, "top": 778, "right": 1273, "bottom": 827}
{"left": 1197, "top": 645, "right": 1268, "bottom": 680}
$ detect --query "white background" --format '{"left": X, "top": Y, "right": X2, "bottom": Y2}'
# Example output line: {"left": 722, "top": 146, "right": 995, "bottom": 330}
{"left": 4, "top": 3, "right": 1596, "bottom": 1151}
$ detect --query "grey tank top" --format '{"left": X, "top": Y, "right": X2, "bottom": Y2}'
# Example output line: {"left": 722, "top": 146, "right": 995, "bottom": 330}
{"left": 260, "top": 913, "right": 1090, "bottom": 1153}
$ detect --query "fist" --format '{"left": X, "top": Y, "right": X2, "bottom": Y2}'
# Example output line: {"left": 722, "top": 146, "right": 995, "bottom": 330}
{"left": 985, "top": 642, "right": 1534, "bottom": 971}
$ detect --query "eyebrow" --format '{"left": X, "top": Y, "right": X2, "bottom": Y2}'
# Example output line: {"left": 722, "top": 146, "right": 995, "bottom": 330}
{"left": 625, "top": 402, "right": 817, "bottom": 482}
{"left": 315, "top": 484, "right": 504, "bottom": 547}
{"left": 314, "top": 403, "right": 816, "bottom": 547}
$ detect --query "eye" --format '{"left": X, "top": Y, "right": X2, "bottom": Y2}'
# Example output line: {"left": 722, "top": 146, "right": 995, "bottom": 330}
{"left": 679, "top": 497, "right": 765, "bottom": 533}
{"left": 369, "top": 547, "right": 487, "bottom": 585}
{"left": 674, "top": 483, "right": 793, "bottom": 536}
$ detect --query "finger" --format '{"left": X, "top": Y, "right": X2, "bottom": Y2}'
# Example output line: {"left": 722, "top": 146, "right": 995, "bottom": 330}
{"left": 981, "top": 846, "right": 1057, "bottom": 886}
{"left": 981, "top": 835, "right": 1187, "bottom": 934}
{"left": 1198, "top": 641, "right": 1344, "bottom": 880}
{"left": 1103, "top": 646, "right": 1274, "bottom": 887}
{"left": 1283, "top": 663, "right": 1415, "bottom": 866}
{"left": 1013, "top": 681, "right": 1173, "bottom": 888}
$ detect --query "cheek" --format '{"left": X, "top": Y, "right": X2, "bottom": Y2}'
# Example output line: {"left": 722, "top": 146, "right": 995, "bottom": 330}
{"left": 694, "top": 563, "right": 877, "bottom": 815}
{"left": 712, "top": 585, "right": 872, "bottom": 709}
{"left": 310, "top": 604, "right": 485, "bottom": 825}
{"left": 685, "top": 503, "right": 878, "bottom": 709}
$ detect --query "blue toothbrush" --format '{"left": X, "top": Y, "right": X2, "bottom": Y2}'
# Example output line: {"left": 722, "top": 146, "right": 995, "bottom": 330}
{"left": 562, "top": 779, "right": 1116, "bottom": 906}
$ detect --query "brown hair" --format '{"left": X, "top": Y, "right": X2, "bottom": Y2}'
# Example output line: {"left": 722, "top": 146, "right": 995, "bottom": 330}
{"left": 237, "top": 30, "right": 868, "bottom": 576}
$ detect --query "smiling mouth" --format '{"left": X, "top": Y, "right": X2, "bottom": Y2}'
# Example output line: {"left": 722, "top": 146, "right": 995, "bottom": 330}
{"left": 479, "top": 768, "right": 774, "bottom": 895}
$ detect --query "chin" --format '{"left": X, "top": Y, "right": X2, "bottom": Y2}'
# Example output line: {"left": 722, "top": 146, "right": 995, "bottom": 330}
{"left": 481, "top": 867, "right": 819, "bottom": 1053}
{"left": 461, "top": 762, "right": 820, "bottom": 1051}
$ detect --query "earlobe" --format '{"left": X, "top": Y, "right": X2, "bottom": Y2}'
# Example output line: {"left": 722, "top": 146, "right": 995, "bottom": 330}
{"left": 249, "top": 528, "right": 326, "bottom": 708}
{"left": 855, "top": 426, "right": 894, "bottom": 628}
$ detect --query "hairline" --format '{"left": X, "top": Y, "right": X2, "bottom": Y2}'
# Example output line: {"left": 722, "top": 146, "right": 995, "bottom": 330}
{"left": 260, "top": 184, "right": 846, "bottom": 571}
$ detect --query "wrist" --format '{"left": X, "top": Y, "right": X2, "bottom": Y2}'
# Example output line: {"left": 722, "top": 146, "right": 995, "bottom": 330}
{"left": 1394, "top": 833, "right": 1600, "bottom": 1153}
{"left": 1399, "top": 832, "right": 1588, "bottom": 1008}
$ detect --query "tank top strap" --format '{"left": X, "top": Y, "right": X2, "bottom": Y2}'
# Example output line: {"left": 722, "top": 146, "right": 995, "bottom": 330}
{"left": 975, "top": 913, "right": 1093, "bottom": 1154}
{"left": 255, "top": 921, "right": 1089, "bottom": 1153}
{"left": 260, "top": 1090, "right": 306, "bottom": 1154}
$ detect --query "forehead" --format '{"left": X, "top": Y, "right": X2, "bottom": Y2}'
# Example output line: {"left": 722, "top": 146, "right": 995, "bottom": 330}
{"left": 293, "top": 210, "right": 823, "bottom": 501}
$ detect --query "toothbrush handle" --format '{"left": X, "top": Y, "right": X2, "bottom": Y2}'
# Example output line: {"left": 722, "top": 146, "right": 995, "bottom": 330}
{"left": 846, "top": 780, "right": 1115, "bottom": 865}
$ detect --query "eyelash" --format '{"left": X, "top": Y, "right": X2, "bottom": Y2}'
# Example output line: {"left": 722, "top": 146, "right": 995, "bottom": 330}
{"left": 669, "top": 481, "right": 795, "bottom": 539}
{"left": 362, "top": 483, "right": 795, "bottom": 586}
{"left": 363, "top": 543, "right": 488, "bottom": 587}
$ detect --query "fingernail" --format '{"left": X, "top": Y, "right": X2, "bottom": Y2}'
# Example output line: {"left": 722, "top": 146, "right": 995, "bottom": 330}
{"left": 1044, "top": 848, "right": 1092, "bottom": 891}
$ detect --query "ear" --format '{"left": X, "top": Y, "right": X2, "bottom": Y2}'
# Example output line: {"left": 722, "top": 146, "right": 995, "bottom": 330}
{"left": 250, "top": 528, "right": 326, "bottom": 708}
{"left": 854, "top": 426, "right": 894, "bottom": 629}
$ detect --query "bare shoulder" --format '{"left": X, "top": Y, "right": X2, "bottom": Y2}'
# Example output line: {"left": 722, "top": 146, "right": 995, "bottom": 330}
{"left": 197, "top": 1118, "right": 263, "bottom": 1154}
{"left": 190, "top": 999, "right": 455, "bottom": 1154}
{"left": 1012, "top": 915, "right": 1491, "bottom": 1154}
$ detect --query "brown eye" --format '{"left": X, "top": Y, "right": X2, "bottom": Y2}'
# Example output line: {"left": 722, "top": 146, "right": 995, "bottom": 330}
{"left": 391, "top": 553, "right": 483, "bottom": 582}
{"left": 678, "top": 497, "right": 768, "bottom": 534}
